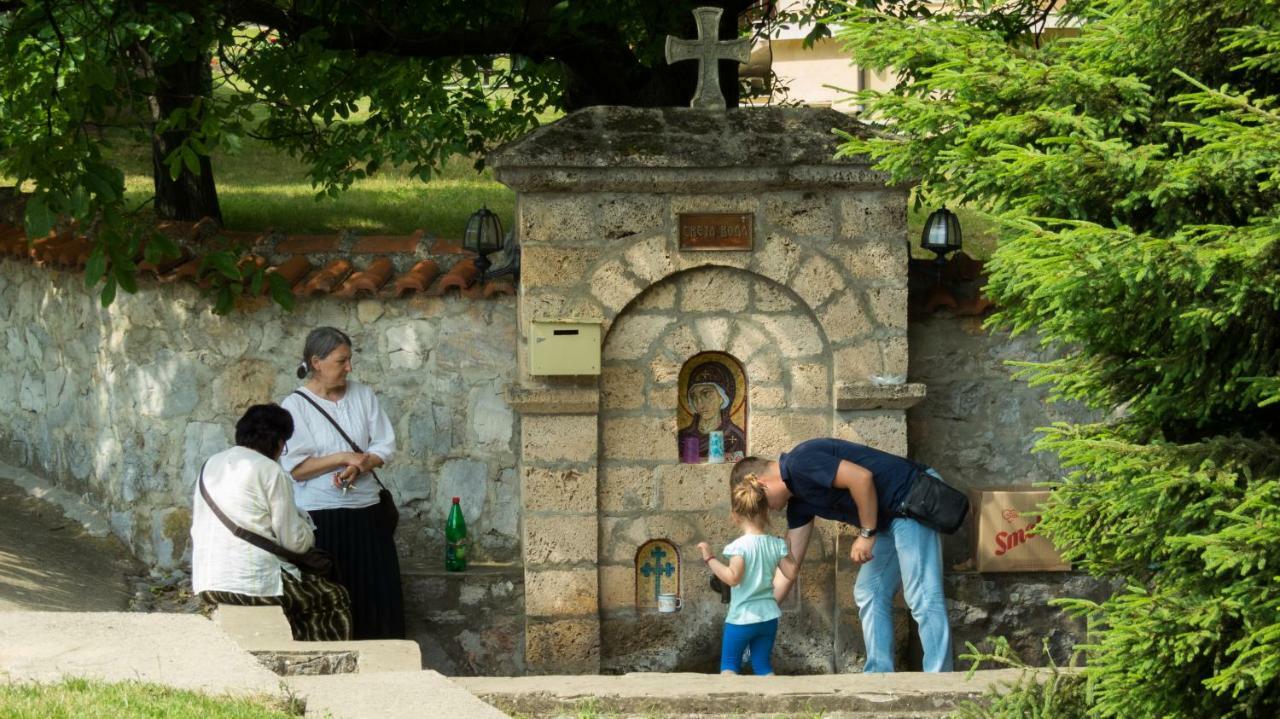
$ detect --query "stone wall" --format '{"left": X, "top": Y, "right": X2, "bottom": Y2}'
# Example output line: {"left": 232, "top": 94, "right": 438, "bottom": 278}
{"left": 0, "top": 258, "right": 524, "bottom": 672}
{"left": 907, "top": 313, "right": 1110, "bottom": 666}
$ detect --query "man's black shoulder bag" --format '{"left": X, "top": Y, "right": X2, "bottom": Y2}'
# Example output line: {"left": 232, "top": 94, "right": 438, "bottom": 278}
{"left": 897, "top": 461, "right": 970, "bottom": 535}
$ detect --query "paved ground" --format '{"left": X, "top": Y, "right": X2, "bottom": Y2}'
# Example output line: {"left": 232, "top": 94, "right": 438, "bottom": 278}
{"left": 0, "top": 474, "right": 140, "bottom": 612}
{"left": 0, "top": 611, "right": 280, "bottom": 696}
{"left": 460, "top": 671, "right": 1026, "bottom": 717}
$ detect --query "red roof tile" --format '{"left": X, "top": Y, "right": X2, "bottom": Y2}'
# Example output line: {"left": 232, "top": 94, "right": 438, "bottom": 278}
{"left": 391, "top": 259, "right": 441, "bottom": 297}
{"left": 353, "top": 230, "right": 423, "bottom": 255}
{"left": 0, "top": 218, "right": 516, "bottom": 306}
{"left": 434, "top": 258, "right": 480, "bottom": 295}
{"left": 335, "top": 257, "right": 394, "bottom": 298}
{"left": 277, "top": 235, "right": 341, "bottom": 254}
{"left": 297, "top": 259, "right": 353, "bottom": 297}
{"left": 265, "top": 255, "right": 314, "bottom": 290}
{"left": 430, "top": 238, "right": 472, "bottom": 255}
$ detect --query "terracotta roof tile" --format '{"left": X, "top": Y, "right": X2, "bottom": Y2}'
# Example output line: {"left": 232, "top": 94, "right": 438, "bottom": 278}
{"left": 483, "top": 280, "right": 517, "bottom": 298}
{"left": 162, "top": 258, "right": 202, "bottom": 284}
{"left": 138, "top": 249, "right": 194, "bottom": 276}
{"left": 0, "top": 218, "right": 517, "bottom": 306}
{"left": 50, "top": 238, "right": 93, "bottom": 268}
{"left": 277, "top": 234, "right": 341, "bottom": 254}
{"left": 237, "top": 254, "right": 268, "bottom": 274}
{"left": 353, "top": 230, "right": 423, "bottom": 254}
{"left": 0, "top": 225, "right": 26, "bottom": 256}
{"left": 297, "top": 258, "right": 353, "bottom": 297}
{"left": 335, "top": 257, "right": 394, "bottom": 298}
{"left": 265, "top": 255, "right": 314, "bottom": 290}
{"left": 433, "top": 258, "right": 480, "bottom": 295}
{"left": 430, "top": 238, "right": 472, "bottom": 255}
{"left": 391, "top": 259, "right": 441, "bottom": 297}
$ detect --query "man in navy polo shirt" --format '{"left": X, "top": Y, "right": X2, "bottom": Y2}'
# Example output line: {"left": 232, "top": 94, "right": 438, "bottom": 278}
{"left": 731, "top": 438, "right": 952, "bottom": 673}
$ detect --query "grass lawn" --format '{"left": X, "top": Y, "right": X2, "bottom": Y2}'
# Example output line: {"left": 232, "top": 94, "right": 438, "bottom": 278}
{"left": 101, "top": 132, "right": 516, "bottom": 241}
{"left": 0, "top": 678, "right": 300, "bottom": 718}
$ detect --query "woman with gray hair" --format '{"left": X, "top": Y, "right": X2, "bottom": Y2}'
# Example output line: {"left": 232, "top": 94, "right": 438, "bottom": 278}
{"left": 280, "top": 326, "right": 404, "bottom": 639}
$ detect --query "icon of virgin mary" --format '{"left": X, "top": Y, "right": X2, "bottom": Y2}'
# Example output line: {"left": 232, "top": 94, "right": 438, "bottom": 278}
{"left": 677, "top": 358, "right": 746, "bottom": 463}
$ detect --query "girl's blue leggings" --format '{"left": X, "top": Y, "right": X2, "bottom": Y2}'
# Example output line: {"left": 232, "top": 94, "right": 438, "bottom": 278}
{"left": 720, "top": 619, "right": 778, "bottom": 675}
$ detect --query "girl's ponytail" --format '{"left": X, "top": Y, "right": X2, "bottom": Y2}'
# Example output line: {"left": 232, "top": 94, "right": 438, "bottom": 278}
{"left": 730, "top": 471, "right": 768, "bottom": 521}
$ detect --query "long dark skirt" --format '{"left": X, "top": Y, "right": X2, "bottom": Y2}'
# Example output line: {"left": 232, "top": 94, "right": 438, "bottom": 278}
{"left": 309, "top": 504, "right": 405, "bottom": 639}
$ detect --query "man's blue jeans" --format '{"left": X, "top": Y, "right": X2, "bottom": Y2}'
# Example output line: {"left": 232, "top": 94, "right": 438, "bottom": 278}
{"left": 853, "top": 515, "right": 953, "bottom": 672}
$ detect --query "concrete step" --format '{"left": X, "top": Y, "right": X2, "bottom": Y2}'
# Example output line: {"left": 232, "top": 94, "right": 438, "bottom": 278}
{"left": 287, "top": 670, "right": 511, "bottom": 719}
{"left": 457, "top": 670, "right": 1030, "bottom": 718}
{"left": 212, "top": 604, "right": 422, "bottom": 674}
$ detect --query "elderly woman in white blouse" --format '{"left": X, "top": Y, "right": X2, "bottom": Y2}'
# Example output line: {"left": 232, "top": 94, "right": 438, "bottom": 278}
{"left": 191, "top": 404, "right": 352, "bottom": 641}
{"left": 280, "top": 327, "right": 403, "bottom": 640}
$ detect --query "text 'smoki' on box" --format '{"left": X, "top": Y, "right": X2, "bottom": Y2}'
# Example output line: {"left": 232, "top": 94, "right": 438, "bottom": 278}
{"left": 971, "top": 487, "right": 1071, "bottom": 572}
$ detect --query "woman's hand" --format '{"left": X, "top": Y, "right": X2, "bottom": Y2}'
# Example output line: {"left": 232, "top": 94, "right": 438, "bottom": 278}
{"left": 333, "top": 462, "right": 360, "bottom": 490}
{"left": 354, "top": 453, "right": 381, "bottom": 474}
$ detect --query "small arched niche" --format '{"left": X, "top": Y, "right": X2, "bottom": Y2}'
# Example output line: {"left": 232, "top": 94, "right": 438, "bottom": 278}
{"left": 635, "top": 539, "right": 681, "bottom": 611}
{"left": 676, "top": 351, "right": 748, "bottom": 464}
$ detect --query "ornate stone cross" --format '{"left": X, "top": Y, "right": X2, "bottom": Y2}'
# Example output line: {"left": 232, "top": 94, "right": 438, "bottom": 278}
{"left": 640, "top": 545, "right": 676, "bottom": 599}
{"left": 665, "top": 6, "right": 751, "bottom": 111}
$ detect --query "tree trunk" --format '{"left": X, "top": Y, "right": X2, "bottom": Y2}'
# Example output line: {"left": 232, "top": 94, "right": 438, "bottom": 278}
{"left": 149, "top": 51, "right": 222, "bottom": 224}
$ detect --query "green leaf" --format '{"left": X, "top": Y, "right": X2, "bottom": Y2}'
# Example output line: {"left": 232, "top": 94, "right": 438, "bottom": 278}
{"left": 99, "top": 276, "right": 117, "bottom": 307}
{"left": 84, "top": 246, "right": 107, "bottom": 287}
{"left": 266, "top": 272, "right": 297, "bottom": 311}
{"left": 24, "top": 196, "right": 55, "bottom": 239}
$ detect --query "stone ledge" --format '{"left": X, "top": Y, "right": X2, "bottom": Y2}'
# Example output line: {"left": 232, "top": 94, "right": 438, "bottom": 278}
{"left": 460, "top": 668, "right": 1050, "bottom": 716}
{"left": 505, "top": 385, "right": 600, "bottom": 414}
{"left": 401, "top": 562, "right": 524, "bottom": 579}
{"left": 211, "top": 605, "right": 421, "bottom": 674}
{"left": 836, "top": 382, "right": 927, "bottom": 410}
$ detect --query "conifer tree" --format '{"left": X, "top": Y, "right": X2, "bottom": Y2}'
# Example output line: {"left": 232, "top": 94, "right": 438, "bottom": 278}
{"left": 835, "top": 1, "right": 1280, "bottom": 715}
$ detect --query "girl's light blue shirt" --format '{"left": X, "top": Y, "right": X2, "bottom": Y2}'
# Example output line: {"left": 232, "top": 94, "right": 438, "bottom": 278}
{"left": 723, "top": 533, "right": 788, "bottom": 625}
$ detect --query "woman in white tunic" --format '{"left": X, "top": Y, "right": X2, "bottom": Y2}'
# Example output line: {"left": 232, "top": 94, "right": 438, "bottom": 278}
{"left": 280, "top": 327, "right": 403, "bottom": 639}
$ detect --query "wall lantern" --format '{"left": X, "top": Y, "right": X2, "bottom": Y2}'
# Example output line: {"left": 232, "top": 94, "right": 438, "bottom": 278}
{"left": 920, "top": 206, "right": 963, "bottom": 262}
{"left": 464, "top": 205, "right": 504, "bottom": 278}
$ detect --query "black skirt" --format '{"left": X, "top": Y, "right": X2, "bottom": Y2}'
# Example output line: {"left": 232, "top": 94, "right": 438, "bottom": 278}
{"left": 309, "top": 503, "right": 405, "bottom": 640}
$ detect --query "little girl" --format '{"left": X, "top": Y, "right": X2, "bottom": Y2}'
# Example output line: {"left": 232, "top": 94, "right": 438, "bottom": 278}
{"left": 698, "top": 471, "right": 799, "bottom": 676}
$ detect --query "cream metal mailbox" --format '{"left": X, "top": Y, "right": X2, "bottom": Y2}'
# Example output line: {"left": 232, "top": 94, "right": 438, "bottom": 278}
{"left": 529, "top": 321, "right": 601, "bottom": 375}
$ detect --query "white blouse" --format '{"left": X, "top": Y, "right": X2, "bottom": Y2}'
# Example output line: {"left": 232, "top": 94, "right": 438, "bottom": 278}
{"left": 191, "top": 445, "right": 315, "bottom": 597}
{"left": 279, "top": 381, "right": 397, "bottom": 511}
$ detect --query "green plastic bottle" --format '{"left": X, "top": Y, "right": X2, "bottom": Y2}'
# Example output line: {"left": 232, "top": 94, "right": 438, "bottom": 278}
{"left": 445, "top": 496, "right": 468, "bottom": 572}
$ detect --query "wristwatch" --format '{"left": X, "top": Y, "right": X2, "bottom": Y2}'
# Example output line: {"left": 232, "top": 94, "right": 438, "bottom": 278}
{"left": 858, "top": 527, "right": 877, "bottom": 539}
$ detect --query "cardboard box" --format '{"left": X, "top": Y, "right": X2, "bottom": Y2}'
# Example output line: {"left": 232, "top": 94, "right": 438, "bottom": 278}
{"left": 972, "top": 488, "right": 1071, "bottom": 572}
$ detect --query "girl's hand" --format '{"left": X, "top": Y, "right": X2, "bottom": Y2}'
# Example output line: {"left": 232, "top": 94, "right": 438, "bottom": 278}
{"left": 697, "top": 541, "right": 713, "bottom": 561}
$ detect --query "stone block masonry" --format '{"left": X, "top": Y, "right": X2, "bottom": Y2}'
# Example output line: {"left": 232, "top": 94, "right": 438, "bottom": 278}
{"left": 492, "top": 107, "right": 914, "bottom": 675}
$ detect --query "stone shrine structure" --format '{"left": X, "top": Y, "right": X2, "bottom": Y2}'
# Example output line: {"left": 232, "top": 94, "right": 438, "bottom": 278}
{"left": 491, "top": 105, "right": 926, "bottom": 674}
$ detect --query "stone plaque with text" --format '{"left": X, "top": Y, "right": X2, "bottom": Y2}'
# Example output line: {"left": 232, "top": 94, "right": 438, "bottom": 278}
{"left": 678, "top": 213, "right": 753, "bottom": 251}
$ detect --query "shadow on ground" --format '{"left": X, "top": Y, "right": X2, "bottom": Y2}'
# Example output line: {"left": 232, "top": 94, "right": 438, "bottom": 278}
{"left": 0, "top": 476, "right": 141, "bottom": 611}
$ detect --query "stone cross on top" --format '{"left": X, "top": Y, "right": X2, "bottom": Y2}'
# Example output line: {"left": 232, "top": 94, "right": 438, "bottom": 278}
{"left": 665, "top": 6, "right": 751, "bottom": 111}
